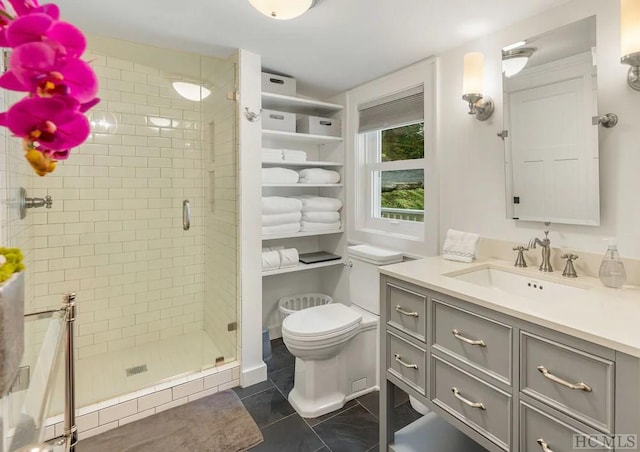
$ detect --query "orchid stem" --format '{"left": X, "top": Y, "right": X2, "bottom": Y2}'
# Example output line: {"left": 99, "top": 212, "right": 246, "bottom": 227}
{"left": 0, "top": 9, "right": 14, "bottom": 21}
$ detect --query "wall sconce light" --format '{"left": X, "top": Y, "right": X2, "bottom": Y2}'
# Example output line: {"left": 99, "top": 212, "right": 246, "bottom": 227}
{"left": 462, "top": 52, "right": 494, "bottom": 121}
{"left": 248, "top": 0, "right": 316, "bottom": 20}
{"left": 621, "top": 0, "right": 640, "bottom": 90}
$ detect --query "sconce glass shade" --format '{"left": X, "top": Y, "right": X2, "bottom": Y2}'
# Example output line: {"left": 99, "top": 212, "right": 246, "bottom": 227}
{"left": 621, "top": 0, "right": 640, "bottom": 90}
{"left": 462, "top": 52, "right": 484, "bottom": 95}
{"left": 172, "top": 82, "right": 212, "bottom": 102}
{"left": 502, "top": 48, "right": 535, "bottom": 78}
{"left": 248, "top": 0, "right": 315, "bottom": 20}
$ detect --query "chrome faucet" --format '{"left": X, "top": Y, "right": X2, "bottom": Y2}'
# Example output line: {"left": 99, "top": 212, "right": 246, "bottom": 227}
{"left": 528, "top": 229, "right": 553, "bottom": 272}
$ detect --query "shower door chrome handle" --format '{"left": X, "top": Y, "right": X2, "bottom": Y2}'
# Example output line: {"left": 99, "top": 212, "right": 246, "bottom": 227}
{"left": 183, "top": 200, "right": 191, "bottom": 231}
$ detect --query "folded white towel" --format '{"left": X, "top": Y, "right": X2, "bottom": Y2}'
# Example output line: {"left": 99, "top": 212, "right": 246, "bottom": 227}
{"left": 262, "top": 223, "right": 301, "bottom": 236}
{"left": 298, "top": 168, "right": 341, "bottom": 184}
{"left": 262, "top": 148, "right": 283, "bottom": 162}
{"left": 301, "top": 211, "right": 340, "bottom": 223}
{"left": 278, "top": 248, "right": 299, "bottom": 268}
{"left": 293, "top": 196, "right": 343, "bottom": 212}
{"left": 283, "top": 149, "right": 307, "bottom": 162}
{"left": 300, "top": 221, "right": 341, "bottom": 232}
{"left": 441, "top": 229, "right": 480, "bottom": 263}
{"left": 262, "top": 167, "right": 299, "bottom": 184}
{"left": 262, "top": 197, "right": 303, "bottom": 215}
{"left": 262, "top": 212, "right": 302, "bottom": 226}
{"left": 262, "top": 250, "right": 281, "bottom": 271}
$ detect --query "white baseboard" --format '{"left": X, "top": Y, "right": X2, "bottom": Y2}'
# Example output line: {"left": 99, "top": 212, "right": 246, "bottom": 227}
{"left": 240, "top": 362, "right": 267, "bottom": 387}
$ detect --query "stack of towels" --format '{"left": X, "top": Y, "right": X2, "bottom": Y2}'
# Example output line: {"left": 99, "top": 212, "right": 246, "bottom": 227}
{"left": 262, "top": 246, "right": 299, "bottom": 271}
{"left": 262, "top": 167, "right": 299, "bottom": 184}
{"left": 262, "top": 148, "right": 308, "bottom": 163}
{"left": 297, "top": 168, "right": 340, "bottom": 184}
{"left": 441, "top": 229, "right": 480, "bottom": 263}
{"left": 295, "top": 195, "right": 343, "bottom": 232}
{"left": 262, "top": 197, "right": 302, "bottom": 235}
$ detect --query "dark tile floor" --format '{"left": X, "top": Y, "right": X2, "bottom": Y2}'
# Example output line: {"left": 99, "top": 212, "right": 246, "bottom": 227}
{"left": 236, "top": 338, "right": 421, "bottom": 452}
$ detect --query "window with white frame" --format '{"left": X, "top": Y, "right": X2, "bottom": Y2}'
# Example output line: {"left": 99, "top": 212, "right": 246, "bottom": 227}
{"left": 357, "top": 86, "right": 425, "bottom": 238}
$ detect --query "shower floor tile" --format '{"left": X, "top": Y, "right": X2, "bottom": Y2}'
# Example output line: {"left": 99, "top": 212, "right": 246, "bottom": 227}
{"left": 49, "top": 330, "right": 223, "bottom": 416}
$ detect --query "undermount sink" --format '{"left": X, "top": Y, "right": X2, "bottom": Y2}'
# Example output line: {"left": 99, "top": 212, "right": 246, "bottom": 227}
{"left": 446, "top": 267, "right": 591, "bottom": 302}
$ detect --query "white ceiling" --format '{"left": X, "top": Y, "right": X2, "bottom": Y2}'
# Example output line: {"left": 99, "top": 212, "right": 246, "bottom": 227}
{"left": 57, "top": 0, "right": 571, "bottom": 98}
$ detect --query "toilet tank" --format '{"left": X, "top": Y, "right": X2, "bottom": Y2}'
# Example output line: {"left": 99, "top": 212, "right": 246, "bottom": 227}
{"left": 348, "top": 245, "right": 403, "bottom": 315}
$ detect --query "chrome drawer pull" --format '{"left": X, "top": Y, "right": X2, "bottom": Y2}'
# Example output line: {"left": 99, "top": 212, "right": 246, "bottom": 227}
{"left": 537, "top": 366, "right": 592, "bottom": 392}
{"left": 536, "top": 438, "right": 554, "bottom": 452}
{"left": 394, "top": 354, "right": 418, "bottom": 370}
{"left": 395, "top": 305, "right": 419, "bottom": 317}
{"left": 452, "top": 329, "right": 486, "bottom": 347}
{"left": 451, "top": 387, "right": 486, "bottom": 410}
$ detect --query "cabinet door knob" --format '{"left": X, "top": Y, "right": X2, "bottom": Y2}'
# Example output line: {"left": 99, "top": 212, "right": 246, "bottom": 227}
{"left": 451, "top": 387, "right": 486, "bottom": 410}
{"left": 537, "top": 366, "right": 592, "bottom": 392}
{"left": 452, "top": 329, "right": 486, "bottom": 347}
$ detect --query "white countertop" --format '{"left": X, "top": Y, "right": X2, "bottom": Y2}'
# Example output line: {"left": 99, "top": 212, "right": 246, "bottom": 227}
{"left": 379, "top": 257, "right": 640, "bottom": 357}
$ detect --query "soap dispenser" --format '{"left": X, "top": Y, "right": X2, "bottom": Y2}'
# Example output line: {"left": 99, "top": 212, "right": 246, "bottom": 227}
{"left": 599, "top": 239, "right": 627, "bottom": 289}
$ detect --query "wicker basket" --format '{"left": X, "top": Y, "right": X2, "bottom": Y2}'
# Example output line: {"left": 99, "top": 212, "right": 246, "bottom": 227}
{"left": 278, "top": 293, "right": 334, "bottom": 319}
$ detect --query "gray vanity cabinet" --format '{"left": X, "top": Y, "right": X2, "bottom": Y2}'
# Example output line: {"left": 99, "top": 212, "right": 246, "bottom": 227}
{"left": 380, "top": 274, "right": 640, "bottom": 452}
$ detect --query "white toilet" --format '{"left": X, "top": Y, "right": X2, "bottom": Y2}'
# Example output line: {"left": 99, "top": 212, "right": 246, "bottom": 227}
{"left": 282, "top": 244, "right": 403, "bottom": 418}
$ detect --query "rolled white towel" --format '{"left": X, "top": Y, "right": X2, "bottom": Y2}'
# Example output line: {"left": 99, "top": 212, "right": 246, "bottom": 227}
{"left": 300, "top": 221, "right": 341, "bottom": 232}
{"left": 278, "top": 248, "right": 299, "bottom": 268}
{"left": 441, "top": 229, "right": 480, "bottom": 263}
{"left": 262, "top": 212, "right": 302, "bottom": 226}
{"left": 262, "top": 197, "right": 302, "bottom": 215}
{"left": 262, "top": 223, "right": 301, "bottom": 236}
{"left": 262, "top": 148, "right": 283, "bottom": 162}
{"left": 262, "top": 250, "right": 281, "bottom": 271}
{"left": 293, "top": 196, "right": 343, "bottom": 212}
{"left": 298, "top": 168, "right": 340, "bottom": 184}
{"left": 283, "top": 149, "right": 307, "bottom": 162}
{"left": 301, "top": 211, "right": 340, "bottom": 223}
{"left": 262, "top": 167, "right": 299, "bottom": 184}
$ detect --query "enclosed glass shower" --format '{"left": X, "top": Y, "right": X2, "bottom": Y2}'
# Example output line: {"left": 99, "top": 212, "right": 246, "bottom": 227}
{"left": 2, "top": 36, "right": 239, "bottom": 415}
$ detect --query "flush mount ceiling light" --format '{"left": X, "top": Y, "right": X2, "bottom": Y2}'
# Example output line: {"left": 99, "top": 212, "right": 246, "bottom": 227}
{"left": 502, "top": 47, "right": 535, "bottom": 78}
{"left": 620, "top": 0, "right": 640, "bottom": 90}
{"left": 172, "top": 82, "right": 212, "bottom": 102}
{"left": 248, "top": 0, "right": 316, "bottom": 20}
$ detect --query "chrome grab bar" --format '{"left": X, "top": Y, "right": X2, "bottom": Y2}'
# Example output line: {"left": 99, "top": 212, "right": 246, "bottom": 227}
{"left": 183, "top": 200, "right": 191, "bottom": 231}
{"left": 452, "top": 329, "right": 486, "bottom": 347}
{"left": 451, "top": 387, "right": 486, "bottom": 410}
{"left": 395, "top": 305, "right": 418, "bottom": 317}
{"left": 537, "top": 366, "right": 592, "bottom": 392}
{"left": 537, "top": 438, "right": 554, "bottom": 452}
{"left": 394, "top": 354, "right": 418, "bottom": 370}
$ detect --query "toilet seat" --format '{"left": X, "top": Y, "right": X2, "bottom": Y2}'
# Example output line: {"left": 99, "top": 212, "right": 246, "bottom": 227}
{"left": 283, "top": 303, "right": 362, "bottom": 338}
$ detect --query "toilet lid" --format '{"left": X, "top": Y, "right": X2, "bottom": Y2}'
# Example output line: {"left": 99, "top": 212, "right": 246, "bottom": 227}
{"left": 283, "top": 304, "right": 362, "bottom": 338}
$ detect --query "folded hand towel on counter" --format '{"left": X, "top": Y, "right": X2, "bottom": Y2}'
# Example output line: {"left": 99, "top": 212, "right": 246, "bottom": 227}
{"left": 262, "top": 223, "right": 301, "bottom": 236}
{"left": 262, "top": 167, "right": 299, "bottom": 184}
{"left": 262, "top": 250, "right": 281, "bottom": 271}
{"left": 298, "top": 168, "right": 341, "bottom": 184}
{"left": 262, "top": 212, "right": 302, "bottom": 226}
{"left": 262, "top": 148, "right": 283, "bottom": 162}
{"left": 300, "top": 221, "right": 341, "bottom": 232}
{"left": 441, "top": 229, "right": 480, "bottom": 263}
{"left": 277, "top": 248, "right": 299, "bottom": 268}
{"left": 293, "top": 195, "right": 343, "bottom": 212}
{"left": 262, "top": 197, "right": 303, "bottom": 215}
{"left": 301, "top": 211, "right": 340, "bottom": 223}
{"left": 283, "top": 149, "right": 307, "bottom": 162}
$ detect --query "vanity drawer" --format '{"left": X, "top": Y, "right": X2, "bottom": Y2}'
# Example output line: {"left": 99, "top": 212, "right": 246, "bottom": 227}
{"left": 520, "top": 332, "right": 614, "bottom": 433}
{"left": 386, "top": 283, "right": 426, "bottom": 341}
{"left": 387, "top": 331, "right": 426, "bottom": 395}
{"left": 520, "top": 401, "right": 612, "bottom": 451}
{"left": 432, "top": 355, "right": 511, "bottom": 450}
{"left": 432, "top": 299, "right": 512, "bottom": 383}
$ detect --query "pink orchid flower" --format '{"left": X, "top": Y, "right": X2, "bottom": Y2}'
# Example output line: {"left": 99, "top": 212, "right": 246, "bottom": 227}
{"left": 8, "top": 0, "right": 59, "bottom": 19}
{"left": 0, "top": 41, "right": 97, "bottom": 102}
{"left": 0, "top": 96, "right": 90, "bottom": 151}
{"left": 0, "top": 1, "right": 13, "bottom": 47}
{"left": 4, "top": 13, "right": 85, "bottom": 56}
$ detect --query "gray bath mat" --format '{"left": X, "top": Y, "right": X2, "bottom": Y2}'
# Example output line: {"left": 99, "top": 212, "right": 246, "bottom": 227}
{"left": 77, "top": 390, "right": 263, "bottom": 452}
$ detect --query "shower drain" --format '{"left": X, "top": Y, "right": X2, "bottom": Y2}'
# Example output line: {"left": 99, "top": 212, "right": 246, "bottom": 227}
{"left": 125, "top": 364, "right": 148, "bottom": 376}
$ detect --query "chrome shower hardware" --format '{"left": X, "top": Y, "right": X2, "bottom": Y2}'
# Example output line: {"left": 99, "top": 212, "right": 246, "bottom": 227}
{"left": 19, "top": 187, "right": 53, "bottom": 220}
